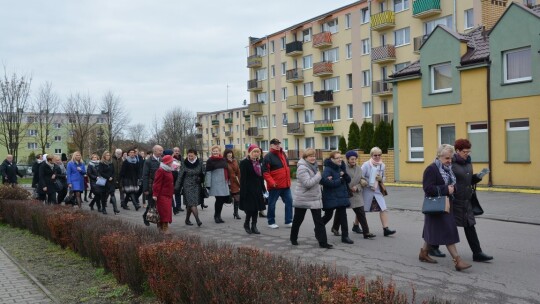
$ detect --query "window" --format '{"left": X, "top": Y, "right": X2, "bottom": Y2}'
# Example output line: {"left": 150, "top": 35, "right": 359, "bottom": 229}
{"left": 302, "top": 55, "right": 313, "bottom": 69}
{"left": 257, "top": 116, "right": 269, "bottom": 128}
{"left": 281, "top": 62, "right": 287, "bottom": 75}
{"left": 394, "top": 27, "right": 410, "bottom": 46}
{"left": 464, "top": 9, "right": 474, "bottom": 29}
{"left": 303, "top": 28, "right": 312, "bottom": 42}
{"left": 506, "top": 119, "right": 530, "bottom": 162}
{"left": 283, "top": 138, "right": 289, "bottom": 150}
{"left": 361, "top": 39, "right": 370, "bottom": 55}
{"left": 394, "top": 62, "right": 410, "bottom": 73}
{"left": 26, "top": 116, "right": 35, "bottom": 123}
{"left": 381, "top": 100, "right": 390, "bottom": 122}
{"left": 257, "top": 92, "right": 267, "bottom": 103}
{"left": 97, "top": 117, "right": 105, "bottom": 124}
{"left": 282, "top": 113, "right": 288, "bottom": 125}
{"left": 438, "top": 125, "right": 455, "bottom": 146}
{"left": 322, "top": 18, "right": 338, "bottom": 34}
{"left": 363, "top": 102, "right": 372, "bottom": 118}
{"left": 324, "top": 136, "right": 340, "bottom": 150}
{"left": 323, "top": 77, "right": 340, "bottom": 91}
{"left": 54, "top": 149, "right": 62, "bottom": 154}
{"left": 256, "top": 44, "right": 267, "bottom": 56}
{"left": 362, "top": 70, "right": 371, "bottom": 87}
{"left": 347, "top": 74, "right": 353, "bottom": 89}
{"left": 258, "top": 140, "right": 269, "bottom": 152}
{"left": 431, "top": 62, "right": 452, "bottom": 93}
{"left": 271, "top": 90, "right": 276, "bottom": 102}
{"left": 28, "top": 129, "right": 37, "bottom": 136}
{"left": 408, "top": 127, "right": 424, "bottom": 161}
{"left": 272, "top": 114, "right": 276, "bottom": 127}
{"left": 270, "top": 41, "right": 275, "bottom": 53}
{"left": 280, "top": 37, "right": 286, "bottom": 50}
{"left": 236, "top": 125, "right": 239, "bottom": 132}
{"left": 281, "top": 87, "right": 288, "bottom": 101}
{"left": 53, "top": 123, "right": 61, "bottom": 129}
{"left": 394, "top": 0, "right": 409, "bottom": 12}
{"left": 304, "top": 109, "right": 314, "bottom": 123}
{"left": 256, "top": 68, "right": 267, "bottom": 81}
{"left": 271, "top": 65, "right": 275, "bottom": 78}
{"left": 345, "top": 13, "right": 352, "bottom": 29}
{"left": 54, "top": 136, "right": 62, "bottom": 141}
{"left": 361, "top": 8, "right": 370, "bottom": 23}
{"left": 346, "top": 43, "right": 352, "bottom": 59}
{"left": 322, "top": 48, "right": 339, "bottom": 62}
{"left": 468, "top": 122, "right": 489, "bottom": 162}
{"left": 347, "top": 104, "right": 353, "bottom": 119}
{"left": 305, "top": 137, "right": 315, "bottom": 149}
{"left": 27, "top": 142, "right": 38, "bottom": 149}
{"left": 424, "top": 15, "right": 453, "bottom": 35}
{"left": 503, "top": 47, "right": 532, "bottom": 83}
{"left": 323, "top": 106, "right": 341, "bottom": 121}
{"left": 303, "top": 82, "right": 313, "bottom": 96}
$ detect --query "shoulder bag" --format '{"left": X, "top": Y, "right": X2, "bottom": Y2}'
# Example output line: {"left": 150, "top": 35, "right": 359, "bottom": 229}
{"left": 422, "top": 187, "right": 450, "bottom": 215}
{"left": 96, "top": 176, "right": 107, "bottom": 186}
{"left": 470, "top": 184, "right": 484, "bottom": 216}
{"left": 145, "top": 207, "right": 160, "bottom": 224}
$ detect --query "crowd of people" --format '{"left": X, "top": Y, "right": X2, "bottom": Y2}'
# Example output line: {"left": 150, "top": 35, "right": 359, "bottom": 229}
{"left": 1, "top": 137, "right": 492, "bottom": 271}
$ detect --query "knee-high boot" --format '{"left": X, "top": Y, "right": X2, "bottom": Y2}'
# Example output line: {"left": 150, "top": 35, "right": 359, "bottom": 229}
{"left": 233, "top": 201, "right": 241, "bottom": 219}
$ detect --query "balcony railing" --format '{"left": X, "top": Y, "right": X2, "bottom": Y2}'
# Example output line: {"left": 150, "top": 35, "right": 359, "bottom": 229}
{"left": 247, "top": 79, "right": 263, "bottom": 91}
{"left": 413, "top": 35, "right": 428, "bottom": 53}
{"left": 286, "top": 95, "right": 304, "bottom": 109}
{"left": 372, "top": 80, "right": 393, "bottom": 96}
{"left": 212, "top": 132, "right": 219, "bottom": 138}
{"left": 225, "top": 131, "right": 232, "bottom": 137}
{"left": 244, "top": 115, "right": 251, "bottom": 122}
{"left": 372, "top": 113, "right": 394, "bottom": 125}
{"left": 371, "top": 11, "right": 395, "bottom": 31}
{"left": 413, "top": 0, "right": 441, "bottom": 18}
{"left": 312, "top": 31, "right": 332, "bottom": 48}
{"left": 313, "top": 61, "right": 333, "bottom": 77}
{"left": 371, "top": 45, "right": 396, "bottom": 63}
{"left": 314, "top": 120, "right": 334, "bottom": 133}
{"left": 287, "top": 122, "right": 304, "bottom": 135}
{"left": 314, "top": 90, "right": 333, "bottom": 105}
{"left": 246, "top": 127, "right": 263, "bottom": 138}
{"left": 248, "top": 103, "right": 263, "bottom": 115}
{"left": 286, "top": 41, "right": 303, "bottom": 56}
{"left": 211, "top": 120, "right": 219, "bottom": 126}
{"left": 286, "top": 68, "right": 304, "bottom": 82}
{"left": 195, "top": 133, "right": 203, "bottom": 139}
{"left": 247, "top": 55, "right": 262, "bottom": 68}
{"left": 224, "top": 118, "right": 233, "bottom": 124}
{"left": 195, "top": 122, "right": 202, "bottom": 128}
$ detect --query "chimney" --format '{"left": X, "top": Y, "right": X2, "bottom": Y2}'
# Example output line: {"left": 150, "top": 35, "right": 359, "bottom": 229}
{"left": 481, "top": 0, "right": 508, "bottom": 30}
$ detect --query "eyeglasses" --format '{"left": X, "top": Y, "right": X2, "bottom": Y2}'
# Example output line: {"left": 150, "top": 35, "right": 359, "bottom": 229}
{"left": 460, "top": 150, "right": 472, "bottom": 154}
{"left": 332, "top": 157, "right": 342, "bottom": 160}
{"left": 372, "top": 154, "right": 382, "bottom": 157}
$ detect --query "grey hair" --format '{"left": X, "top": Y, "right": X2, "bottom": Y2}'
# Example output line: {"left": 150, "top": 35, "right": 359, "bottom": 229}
{"left": 370, "top": 147, "right": 382, "bottom": 156}
{"left": 437, "top": 144, "right": 455, "bottom": 157}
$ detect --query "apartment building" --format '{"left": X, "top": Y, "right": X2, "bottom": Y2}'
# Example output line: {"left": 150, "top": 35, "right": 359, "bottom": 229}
{"left": 196, "top": 106, "right": 250, "bottom": 160}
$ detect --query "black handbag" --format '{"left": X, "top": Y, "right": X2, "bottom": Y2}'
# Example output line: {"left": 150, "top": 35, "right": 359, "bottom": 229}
{"left": 422, "top": 188, "right": 450, "bottom": 215}
{"left": 471, "top": 185, "right": 484, "bottom": 216}
{"left": 54, "top": 180, "right": 64, "bottom": 191}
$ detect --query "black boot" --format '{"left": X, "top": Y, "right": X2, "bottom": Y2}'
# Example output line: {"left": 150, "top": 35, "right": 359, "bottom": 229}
{"left": 251, "top": 223, "right": 260, "bottom": 234}
{"left": 143, "top": 212, "right": 150, "bottom": 226}
{"left": 383, "top": 227, "right": 396, "bottom": 237}
{"left": 352, "top": 224, "right": 362, "bottom": 234}
{"left": 110, "top": 196, "right": 120, "bottom": 214}
{"left": 244, "top": 221, "right": 252, "bottom": 234}
{"left": 102, "top": 207, "right": 107, "bottom": 215}
{"left": 233, "top": 202, "right": 241, "bottom": 220}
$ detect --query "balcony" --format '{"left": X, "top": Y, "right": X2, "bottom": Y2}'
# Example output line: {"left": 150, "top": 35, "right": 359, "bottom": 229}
{"left": 244, "top": 115, "right": 251, "bottom": 122}
{"left": 313, "top": 90, "right": 333, "bottom": 105}
{"left": 195, "top": 133, "right": 203, "bottom": 139}
{"left": 247, "top": 55, "right": 262, "bottom": 68}
{"left": 371, "top": 11, "right": 395, "bottom": 31}
{"left": 211, "top": 120, "right": 219, "bottom": 126}
{"left": 371, "top": 45, "right": 396, "bottom": 64}
{"left": 285, "top": 41, "right": 303, "bottom": 56}
{"left": 195, "top": 122, "right": 202, "bottom": 128}
{"left": 286, "top": 68, "right": 304, "bottom": 83}
{"left": 248, "top": 103, "right": 263, "bottom": 115}
{"left": 413, "top": 35, "right": 428, "bottom": 53}
{"left": 372, "top": 113, "right": 394, "bottom": 125}
{"left": 312, "top": 31, "right": 332, "bottom": 48}
{"left": 313, "top": 61, "right": 333, "bottom": 77}
{"left": 247, "top": 79, "right": 263, "bottom": 92}
{"left": 372, "top": 80, "right": 393, "bottom": 96}
{"left": 286, "top": 95, "right": 304, "bottom": 109}
{"left": 225, "top": 131, "right": 232, "bottom": 137}
{"left": 225, "top": 118, "right": 233, "bottom": 124}
{"left": 212, "top": 132, "right": 219, "bottom": 138}
{"left": 287, "top": 122, "right": 304, "bottom": 135}
{"left": 246, "top": 127, "right": 263, "bottom": 139}
{"left": 412, "top": 0, "right": 441, "bottom": 19}
{"left": 314, "top": 120, "right": 334, "bottom": 133}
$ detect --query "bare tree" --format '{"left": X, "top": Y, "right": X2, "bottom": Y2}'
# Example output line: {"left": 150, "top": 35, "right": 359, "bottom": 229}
{"left": 148, "top": 115, "right": 164, "bottom": 146}
{"left": 159, "top": 107, "right": 197, "bottom": 150}
{"left": 34, "top": 82, "right": 60, "bottom": 154}
{"left": 101, "top": 91, "right": 129, "bottom": 152}
{"left": 127, "top": 123, "right": 148, "bottom": 143}
{"left": 0, "top": 69, "right": 32, "bottom": 162}
{"left": 63, "top": 93, "right": 98, "bottom": 158}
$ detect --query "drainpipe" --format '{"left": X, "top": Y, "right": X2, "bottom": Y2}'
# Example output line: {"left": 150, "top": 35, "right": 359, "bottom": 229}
{"left": 266, "top": 35, "right": 271, "bottom": 144}
{"left": 486, "top": 60, "right": 493, "bottom": 187}
{"left": 369, "top": 0, "right": 374, "bottom": 120}
{"left": 453, "top": 0, "right": 457, "bottom": 31}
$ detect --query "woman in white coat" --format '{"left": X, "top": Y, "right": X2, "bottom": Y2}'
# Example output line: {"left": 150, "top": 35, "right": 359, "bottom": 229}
{"left": 290, "top": 148, "right": 332, "bottom": 249}
{"left": 361, "top": 147, "right": 396, "bottom": 237}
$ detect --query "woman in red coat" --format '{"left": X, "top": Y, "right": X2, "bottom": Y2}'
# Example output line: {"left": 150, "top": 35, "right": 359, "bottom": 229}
{"left": 152, "top": 155, "right": 174, "bottom": 233}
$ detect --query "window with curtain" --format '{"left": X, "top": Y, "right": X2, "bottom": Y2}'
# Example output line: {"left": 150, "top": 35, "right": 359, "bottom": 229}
{"left": 431, "top": 62, "right": 452, "bottom": 93}
{"left": 409, "top": 127, "right": 424, "bottom": 161}
{"left": 503, "top": 47, "right": 532, "bottom": 83}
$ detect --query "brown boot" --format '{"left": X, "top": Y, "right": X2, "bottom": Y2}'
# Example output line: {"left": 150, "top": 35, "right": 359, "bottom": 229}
{"left": 419, "top": 248, "right": 437, "bottom": 264}
{"left": 453, "top": 256, "right": 472, "bottom": 271}
{"left": 161, "top": 222, "right": 171, "bottom": 234}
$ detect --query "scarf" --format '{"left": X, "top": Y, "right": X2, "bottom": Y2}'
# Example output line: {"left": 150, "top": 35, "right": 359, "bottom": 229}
{"left": 102, "top": 159, "right": 112, "bottom": 165}
{"left": 249, "top": 156, "right": 261, "bottom": 176}
{"left": 160, "top": 162, "right": 173, "bottom": 172}
{"left": 206, "top": 155, "right": 229, "bottom": 181}
{"left": 89, "top": 160, "right": 100, "bottom": 167}
{"left": 47, "top": 162, "right": 54, "bottom": 170}
{"left": 368, "top": 158, "right": 383, "bottom": 189}
{"left": 57, "top": 162, "right": 66, "bottom": 174}
{"left": 434, "top": 158, "right": 456, "bottom": 186}
{"left": 308, "top": 161, "right": 319, "bottom": 174}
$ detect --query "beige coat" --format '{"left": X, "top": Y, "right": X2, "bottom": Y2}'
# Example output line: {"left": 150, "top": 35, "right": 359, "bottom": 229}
{"left": 346, "top": 163, "right": 365, "bottom": 209}
{"left": 292, "top": 158, "right": 322, "bottom": 209}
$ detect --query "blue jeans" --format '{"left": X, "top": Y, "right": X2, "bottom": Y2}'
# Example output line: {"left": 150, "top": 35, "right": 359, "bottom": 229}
{"left": 267, "top": 188, "right": 293, "bottom": 225}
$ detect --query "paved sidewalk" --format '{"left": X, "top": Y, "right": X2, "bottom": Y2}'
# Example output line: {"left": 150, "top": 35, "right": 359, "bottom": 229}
{"left": 0, "top": 247, "right": 52, "bottom": 304}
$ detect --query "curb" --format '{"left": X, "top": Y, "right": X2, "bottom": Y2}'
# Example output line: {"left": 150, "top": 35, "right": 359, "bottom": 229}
{"left": 386, "top": 183, "right": 540, "bottom": 194}
{"left": 0, "top": 246, "right": 59, "bottom": 304}
{"left": 392, "top": 208, "right": 540, "bottom": 226}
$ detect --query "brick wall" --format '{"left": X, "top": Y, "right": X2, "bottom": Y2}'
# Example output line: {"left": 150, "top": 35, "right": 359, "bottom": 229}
{"left": 481, "top": 0, "right": 508, "bottom": 30}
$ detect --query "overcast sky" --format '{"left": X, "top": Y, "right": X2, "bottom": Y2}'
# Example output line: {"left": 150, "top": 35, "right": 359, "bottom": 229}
{"left": 0, "top": 1, "right": 353, "bottom": 131}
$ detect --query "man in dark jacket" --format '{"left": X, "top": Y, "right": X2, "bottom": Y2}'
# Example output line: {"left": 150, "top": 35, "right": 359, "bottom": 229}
{"left": 31, "top": 154, "right": 43, "bottom": 197}
{"left": 262, "top": 138, "right": 293, "bottom": 229}
{"left": 142, "top": 145, "right": 163, "bottom": 225}
{"left": 1, "top": 155, "right": 23, "bottom": 186}
{"left": 112, "top": 149, "right": 124, "bottom": 201}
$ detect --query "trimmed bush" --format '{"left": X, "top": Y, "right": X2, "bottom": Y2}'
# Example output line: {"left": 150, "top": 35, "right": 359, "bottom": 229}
{"left": 0, "top": 184, "right": 31, "bottom": 200}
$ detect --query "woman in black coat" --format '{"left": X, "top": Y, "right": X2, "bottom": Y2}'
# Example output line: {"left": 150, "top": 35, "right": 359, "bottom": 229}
{"left": 239, "top": 144, "right": 266, "bottom": 235}
{"left": 120, "top": 149, "right": 141, "bottom": 210}
{"left": 54, "top": 155, "right": 68, "bottom": 204}
{"left": 38, "top": 154, "right": 60, "bottom": 205}
{"left": 96, "top": 151, "right": 117, "bottom": 215}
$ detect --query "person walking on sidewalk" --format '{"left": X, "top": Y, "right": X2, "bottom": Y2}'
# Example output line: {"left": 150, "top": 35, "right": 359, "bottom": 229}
{"left": 87, "top": 154, "right": 102, "bottom": 211}
{"left": 239, "top": 144, "right": 266, "bottom": 235}
{"left": 112, "top": 149, "right": 125, "bottom": 203}
{"left": 224, "top": 148, "right": 241, "bottom": 220}
{"left": 205, "top": 145, "right": 230, "bottom": 223}
{"left": 96, "top": 151, "right": 118, "bottom": 215}
{"left": 142, "top": 145, "right": 163, "bottom": 226}
{"left": 290, "top": 148, "right": 332, "bottom": 248}
{"left": 419, "top": 144, "right": 472, "bottom": 271}
{"left": 120, "top": 149, "right": 141, "bottom": 211}
{"left": 0, "top": 154, "right": 23, "bottom": 186}
{"left": 38, "top": 154, "right": 60, "bottom": 205}
{"left": 361, "top": 147, "right": 396, "bottom": 237}
{"left": 152, "top": 155, "right": 174, "bottom": 234}
{"left": 262, "top": 138, "right": 293, "bottom": 229}
{"left": 175, "top": 149, "right": 204, "bottom": 227}
{"left": 66, "top": 151, "right": 86, "bottom": 208}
